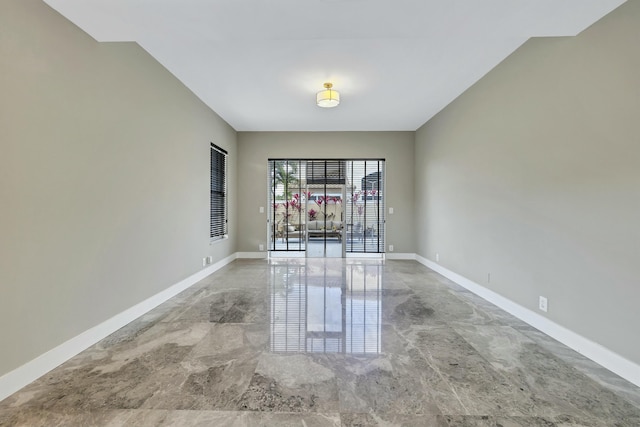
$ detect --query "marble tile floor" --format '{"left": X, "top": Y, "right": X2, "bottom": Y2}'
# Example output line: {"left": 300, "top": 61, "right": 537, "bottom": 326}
{"left": 1, "top": 259, "right": 640, "bottom": 426}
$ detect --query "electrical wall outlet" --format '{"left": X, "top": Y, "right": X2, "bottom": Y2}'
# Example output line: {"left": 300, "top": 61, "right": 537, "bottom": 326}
{"left": 539, "top": 296, "right": 548, "bottom": 312}
{"left": 259, "top": 206, "right": 264, "bottom": 213}
{"left": 435, "top": 252, "right": 440, "bottom": 262}
{"left": 389, "top": 244, "right": 394, "bottom": 252}
{"left": 202, "top": 257, "right": 207, "bottom": 267}
{"left": 389, "top": 207, "right": 394, "bottom": 215}
{"left": 259, "top": 244, "right": 264, "bottom": 251}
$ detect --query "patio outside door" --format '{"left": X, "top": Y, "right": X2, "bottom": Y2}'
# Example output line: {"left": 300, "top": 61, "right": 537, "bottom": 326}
{"left": 305, "top": 184, "right": 346, "bottom": 258}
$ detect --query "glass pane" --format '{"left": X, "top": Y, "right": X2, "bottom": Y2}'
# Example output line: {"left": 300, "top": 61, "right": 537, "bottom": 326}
{"left": 345, "top": 160, "right": 385, "bottom": 253}
{"left": 306, "top": 180, "right": 344, "bottom": 258}
{"left": 269, "top": 160, "right": 305, "bottom": 252}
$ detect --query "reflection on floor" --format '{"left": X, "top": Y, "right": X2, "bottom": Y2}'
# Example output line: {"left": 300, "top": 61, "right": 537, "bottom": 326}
{"left": 1, "top": 259, "right": 640, "bottom": 426}
{"left": 271, "top": 260, "right": 381, "bottom": 353}
{"left": 305, "top": 240, "right": 343, "bottom": 258}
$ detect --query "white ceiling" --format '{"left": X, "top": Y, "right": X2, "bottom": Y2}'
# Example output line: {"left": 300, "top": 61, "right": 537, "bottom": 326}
{"left": 44, "top": 0, "right": 625, "bottom": 132}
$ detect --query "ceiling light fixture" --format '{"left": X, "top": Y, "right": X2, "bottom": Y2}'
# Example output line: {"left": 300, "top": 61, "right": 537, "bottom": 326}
{"left": 316, "top": 82, "right": 340, "bottom": 108}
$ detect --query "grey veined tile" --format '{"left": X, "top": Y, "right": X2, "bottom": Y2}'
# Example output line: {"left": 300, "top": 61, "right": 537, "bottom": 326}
{"left": 450, "top": 325, "right": 538, "bottom": 373}
{"left": 334, "top": 354, "right": 444, "bottom": 417}
{"left": 0, "top": 409, "right": 135, "bottom": 427}
{"left": 237, "top": 353, "right": 340, "bottom": 413}
{"left": 209, "top": 289, "right": 269, "bottom": 324}
{"left": 141, "top": 352, "right": 260, "bottom": 410}
{"left": 514, "top": 326, "right": 640, "bottom": 410}
{"left": 401, "top": 325, "right": 539, "bottom": 417}
{"left": 341, "top": 412, "right": 450, "bottom": 427}
{"left": 3, "top": 259, "right": 640, "bottom": 426}
{"left": 255, "top": 412, "right": 341, "bottom": 427}
{"left": 451, "top": 324, "right": 640, "bottom": 426}
{"left": 441, "top": 415, "right": 556, "bottom": 426}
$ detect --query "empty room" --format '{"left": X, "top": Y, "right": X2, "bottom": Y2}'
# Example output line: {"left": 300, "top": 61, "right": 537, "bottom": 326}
{"left": 1, "top": 0, "right": 639, "bottom": 426}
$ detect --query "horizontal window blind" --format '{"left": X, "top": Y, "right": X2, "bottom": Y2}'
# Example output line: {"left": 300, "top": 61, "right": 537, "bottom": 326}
{"left": 306, "top": 160, "right": 346, "bottom": 184}
{"left": 211, "top": 143, "right": 228, "bottom": 240}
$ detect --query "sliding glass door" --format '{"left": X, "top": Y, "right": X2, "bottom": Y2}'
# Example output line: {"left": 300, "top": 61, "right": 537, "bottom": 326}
{"left": 344, "top": 160, "right": 385, "bottom": 254}
{"left": 269, "top": 160, "right": 306, "bottom": 252}
{"left": 268, "top": 159, "right": 385, "bottom": 257}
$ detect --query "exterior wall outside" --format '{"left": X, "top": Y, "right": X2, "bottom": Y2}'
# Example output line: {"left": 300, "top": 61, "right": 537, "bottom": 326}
{"left": 414, "top": 0, "right": 640, "bottom": 365}
{"left": 0, "top": 0, "right": 237, "bottom": 377}
{"left": 237, "top": 132, "right": 415, "bottom": 254}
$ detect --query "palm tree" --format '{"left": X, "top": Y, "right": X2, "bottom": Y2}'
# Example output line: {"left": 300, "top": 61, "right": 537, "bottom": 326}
{"left": 272, "top": 161, "right": 299, "bottom": 200}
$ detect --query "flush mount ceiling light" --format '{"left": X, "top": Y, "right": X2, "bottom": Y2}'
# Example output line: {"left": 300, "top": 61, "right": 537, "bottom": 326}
{"left": 316, "top": 82, "right": 340, "bottom": 108}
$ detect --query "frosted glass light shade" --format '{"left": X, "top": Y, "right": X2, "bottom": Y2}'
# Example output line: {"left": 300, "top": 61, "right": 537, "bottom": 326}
{"left": 316, "top": 84, "right": 340, "bottom": 108}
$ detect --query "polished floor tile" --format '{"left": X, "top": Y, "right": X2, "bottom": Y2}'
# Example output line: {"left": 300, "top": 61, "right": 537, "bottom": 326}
{"left": 1, "top": 259, "right": 639, "bottom": 426}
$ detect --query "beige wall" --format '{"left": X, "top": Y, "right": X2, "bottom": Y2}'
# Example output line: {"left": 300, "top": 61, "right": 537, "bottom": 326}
{"left": 237, "top": 132, "right": 415, "bottom": 254}
{"left": 415, "top": 1, "right": 640, "bottom": 364}
{"left": 0, "top": 0, "right": 237, "bottom": 376}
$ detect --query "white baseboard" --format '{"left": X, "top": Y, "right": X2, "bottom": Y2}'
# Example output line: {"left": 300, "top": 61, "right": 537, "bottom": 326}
{"left": 236, "top": 252, "right": 268, "bottom": 259}
{"left": 385, "top": 253, "right": 416, "bottom": 260}
{"left": 415, "top": 254, "right": 640, "bottom": 388}
{"left": 0, "top": 253, "right": 238, "bottom": 402}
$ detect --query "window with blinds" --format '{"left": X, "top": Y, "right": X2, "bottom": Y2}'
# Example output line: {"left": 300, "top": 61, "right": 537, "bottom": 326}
{"left": 210, "top": 143, "right": 228, "bottom": 241}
